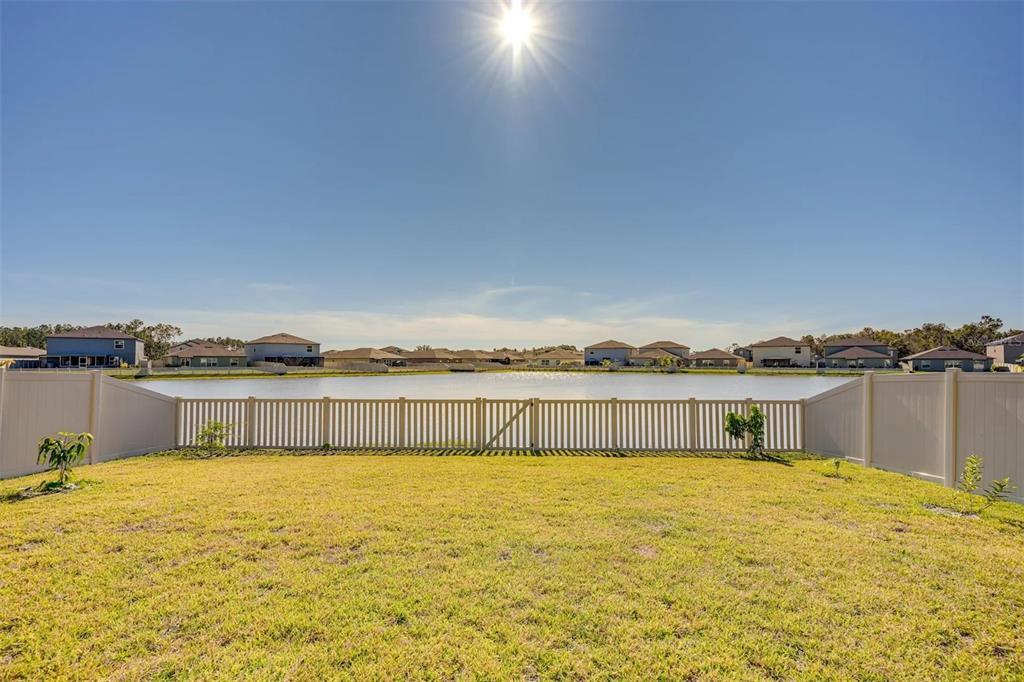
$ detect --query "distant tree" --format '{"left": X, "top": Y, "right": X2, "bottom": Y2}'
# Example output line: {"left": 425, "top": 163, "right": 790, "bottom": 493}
{"left": 201, "top": 336, "right": 246, "bottom": 349}
{"left": 415, "top": 344, "right": 433, "bottom": 351}
{"left": 106, "top": 320, "right": 182, "bottom": 359}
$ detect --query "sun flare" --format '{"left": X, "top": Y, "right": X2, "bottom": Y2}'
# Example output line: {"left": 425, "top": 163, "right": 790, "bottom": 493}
{"left": 501, "top": 2, "right": 533, "bottom": 48}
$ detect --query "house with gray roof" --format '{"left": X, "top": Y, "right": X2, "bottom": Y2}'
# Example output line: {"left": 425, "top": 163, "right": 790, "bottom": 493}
{"left": 44, "top": 326, "right": 146, "bottom": 368}
{"left": 900, "top": 346, "right": 992, "bottom": 372}
{"left": 638, "top": 340, "right": 690, "bottom": 360}
{"left": 689, "top": 348, "right": 743, "bottom": 368}
{"left": 245, "top": 333, "right": 322, "bottom": 367}
{"left": 322, "top": 347, "right": 405, "bottom": 368}
{"left": 985, "top": 333, "right": 1024, "bottom": 367}
{"left": 820, "top": 336, "right": 897, "bottom": 369}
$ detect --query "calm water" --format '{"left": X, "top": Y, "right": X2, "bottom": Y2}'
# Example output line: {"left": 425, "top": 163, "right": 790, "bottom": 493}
{"left": 140, "top": 371, "right": 852, "bottom": 401}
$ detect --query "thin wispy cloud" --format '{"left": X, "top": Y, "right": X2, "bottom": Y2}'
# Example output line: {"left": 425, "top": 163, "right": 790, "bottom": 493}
{"left": 247, "top": 283, "right": 296, "bottom": 293}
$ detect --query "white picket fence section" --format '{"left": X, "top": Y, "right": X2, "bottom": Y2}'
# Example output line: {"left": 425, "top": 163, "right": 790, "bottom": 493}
{"left": 175, "top": 397, "right": 804, "bottom": 452}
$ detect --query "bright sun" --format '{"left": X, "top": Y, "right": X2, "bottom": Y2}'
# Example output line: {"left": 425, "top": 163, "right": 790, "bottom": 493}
{"left": 501, "top": 2, "right": 533, "bottom": 48}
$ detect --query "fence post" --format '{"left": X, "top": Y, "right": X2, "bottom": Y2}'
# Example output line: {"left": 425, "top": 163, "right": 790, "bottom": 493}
{"left": 246, "top": 396, "right": 257, "bottom": 448}
{"left": 798, "top": 398, "right": 806, "bottom": 451}
{"left": 89, "top": 371, "right": 103, "bottom": 464}
{"left": 0, "top": 369, "right": 6, "bottom": 468}
{"left": 174, "top": 397, "right": 182, "bottom": 447}
{"left": 744, "top": 398, "right": 753, "bottom": 451}
{"left": 320, "top": 397, "right": 330, "bottom": 447}
{"left": 610, "top": 398, "right": 619, "bottom": 449}
{"left": 862, "top": 371, "right": 874, "bottom": 467}
{"left": 398, "top": 397, "right": 407, "bottom": 448}
{"left": 475, "top": 398, "right": 484, "bottom": 450}
{"left": 688, "top": 397, "right": 697, "bottom": 450}
{"left": 530, "top": 398, "right": 539, "bottom": 452}
{"left": 943, "top": 368, "right": 959, "bottom": 488}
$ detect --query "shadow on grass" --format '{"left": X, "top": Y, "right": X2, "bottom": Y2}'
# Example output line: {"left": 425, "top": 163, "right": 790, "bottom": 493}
{"left": 160, "top": 447, "right": 815, "bottom": 465}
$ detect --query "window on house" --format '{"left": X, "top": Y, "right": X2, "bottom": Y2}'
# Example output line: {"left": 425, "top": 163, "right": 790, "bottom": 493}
{"left": 921, "top": 360, "right": 931, "bottom": 369}
{"left": 794, "top": 347, "right": 801, "bottom": 353}
{"left": 945, "top": 360, "right": 961, "bottom": 368}
{"left": 114, "top": 340, "right": 125, "bottom": 349}
{"left": 832, "top": 360, "right": 839, "bottom": 368}
{"left": 230, "top": 359, "right": 239, "bottom": 367}
{"left": 306, "top": 345, "right": 313, "bottom": 352}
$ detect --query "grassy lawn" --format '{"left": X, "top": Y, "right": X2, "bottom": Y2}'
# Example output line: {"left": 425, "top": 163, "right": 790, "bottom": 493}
{"left": 2, "top": 453, "right": 1022, "bottom": 679}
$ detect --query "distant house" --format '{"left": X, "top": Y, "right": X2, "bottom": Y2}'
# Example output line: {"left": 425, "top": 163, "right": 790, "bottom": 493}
{"left": 166, "top": 340, "right": 246, "bottom": 368}
{"left": 750, "top": 336, "right": 812, "bottom": 368}
{"left": 638, "top": 341, "right": 690, "bottom": 360}
{"left": 585, "top": 340, "right": 635, "bottom": 366}
{"left": 820, "top": 336, "right": 897, "bottom": 369}
{"left": 900, "top": 346, "right": 992, "bottom": 372}
{"left": 732, "top": 347, "right": 753, "bottom": 362}
{"left": 453, "top": 350, "right": 495, "bottom": 363}
{"left": 379, "top": 345, "right": 407, "bottom": 355}
{"left": 689, "top": 348, "right": 743, "bottom": 368}
{"left": 533, "top": 349, "right": 584, "bottom": 367}
{"left": 44, "top": 326, "right": 146, "bottom": 368}
{"left": 0, "top": 346, "right": 46, "bottom": 369}
{"left": 322, "top": 347, "right": 405, "bottom": 368}
{"left": 245, "top": 333, "right": 322, "bottom": 367}
{"left": 400, "top": 349, "right": 456, "bottom": 364}
{"left": 630, "top": 348, "right": 685, "bottom": 367}
{"left": 986, "top": 333, "right": 1024, "bottom": 367}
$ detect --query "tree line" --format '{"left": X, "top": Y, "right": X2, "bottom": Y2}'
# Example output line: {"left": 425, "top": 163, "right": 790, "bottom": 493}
{"left": 795, "top": 316, "right": 1021, "bottom": 358}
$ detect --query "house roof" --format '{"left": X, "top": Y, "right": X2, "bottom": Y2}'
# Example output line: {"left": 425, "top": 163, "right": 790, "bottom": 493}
{"left": 640, "top": 340, "right": 689, "bottom": 350}
{"left": 751, "top": 336, "right": 808, "bottom": 348}
{"left": 901, "top": 345, "right": 989, "bottom": 361}
{"left": 453, "top": 350, "right": 494, "bottom": 361}
{"left": 826, "top": 336, "right": 891, "bottom": 348}
{"left": 166, "top": 340, "right": 246, "bottom": 358}
{"left": 633, "top": 348, "right": 678, "bottom": 360}
{"left": 689, "top": 348, "right": 742, "bottom": 360}
{"left": 379, "top": 345, "right": 407, "bottom": 354}
{"left": 536, "top": 349, "right": 584, "bottom": 360}
{"left": 823, "top": 346, "right": 892, "bottom": 360}
{"left": 586, "top": 339, "right": 635, "bottom": 350}
{"left": 247, "top": 333, "right": 317, "bottom": 345}
{"left": 0, "top": 345, "right": 46, "bottom": 358}
{"left": 47, "top": 325, "right": 140, "bottom": 341}
{"left": 322, "top": 347, "right": 404, "bottom": 361}
{"left": 400, "top": 349, "right": 456, "bottom": 360}
{"left": 986, "top": 333, "right": 1024, "bottom": 347}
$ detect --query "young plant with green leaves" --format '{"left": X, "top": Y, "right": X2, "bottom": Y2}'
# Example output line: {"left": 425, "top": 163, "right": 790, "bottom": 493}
{"left": 37, "top": 431, "right": 93, "bottom": 486}
{"left": 723, "top": 405, "right": 766, "bottom": 458}
{"left": 953, "top": 454, "right": 1015, "bottom": 515}
{"left": 194, "top": 420, "right": 234, "bottom": 455}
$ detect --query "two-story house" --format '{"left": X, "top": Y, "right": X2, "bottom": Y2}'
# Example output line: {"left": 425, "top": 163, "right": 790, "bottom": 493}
{"left": 584, "top": 340, "right": 635, "bottom": 365}
{"left": 750, "top": 336, "right": 812, "bottom": 368}
{"left": 986, "top": 333, "right": 1024, "bottom": 367}
{"left": 820, "top": 336, "right": 897, "bottom": 369}
{"left": 44, "top": 326, "right": 146, "bottom": 368}
{"left": 245, "top": 333, "right": 323, "bottom": 367}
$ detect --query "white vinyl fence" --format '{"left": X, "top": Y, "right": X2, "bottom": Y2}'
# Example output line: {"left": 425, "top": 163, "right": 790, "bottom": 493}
{"left": 0, "top": 370, "right": 176, "bottom": 478}
{"left": 806, "top": 370, "right": 1024, "bottom": 502}
{"left": 175, "top": 397, "right": 805, "bottom": 452}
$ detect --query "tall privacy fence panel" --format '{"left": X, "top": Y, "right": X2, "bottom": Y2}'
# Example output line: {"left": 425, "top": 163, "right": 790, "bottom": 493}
{"left": 175, "top": 397, "right": 805, "bottom": 452}
{"left": 0, "top": 370, "right": 176, "bottom": 478}
{"left": 805, "top": 370, "right": 1024, "bottom": 502}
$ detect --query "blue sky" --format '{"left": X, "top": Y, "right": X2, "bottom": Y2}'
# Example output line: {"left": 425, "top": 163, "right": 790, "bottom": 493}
{"left": 2, "top": 1, "right": 1021, "bottom": 349}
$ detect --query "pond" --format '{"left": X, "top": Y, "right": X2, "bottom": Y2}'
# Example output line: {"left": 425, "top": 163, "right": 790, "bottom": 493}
{"left": 139, "top": 371, "right": 853, "bottom": 401}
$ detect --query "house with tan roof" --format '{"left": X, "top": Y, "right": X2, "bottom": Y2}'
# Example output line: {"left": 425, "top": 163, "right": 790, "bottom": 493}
{"left": 0, "top": 345, "right": 46, "bottom": 369}
{"left": 400, "top": 348, "right": 457, "bottom": 364}
{"left": 245, "top": 333, "right": 322, "bottom": 367}
{"left": 638, "top": 340, "right": 690, "bottom": 360}
{"left": 901, "top": 346, "right": 992, "bottom": 373}
{"left": 630, "top": 348, "right": 686, "bottom": 367}
{"left": 584, "top": 340, "right": 635, "bottom": 366}
{"left": 750, "top": 336, "right": 812, "bottom": 368}
{"left": 689, "top": 348, "right": 743, "bottom": 368}
{"left": 322, "top": 347, "right": 405, "bottom": 368}
{"left": 166, "top": 340, "right": 246, "bottom": 368}
{"left": 820, "top": 336, "right": 896, "bottom": 369}
{"left": 45, "top": 325, "right": 146, "bottom": 368}
{"left": 532, "top": 349, "right": 584, "bottom": 367}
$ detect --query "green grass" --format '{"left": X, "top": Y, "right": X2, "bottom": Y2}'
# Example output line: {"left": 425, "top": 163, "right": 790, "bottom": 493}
{"left": 2, "top": 453, "right": 1022, "bottom": 679}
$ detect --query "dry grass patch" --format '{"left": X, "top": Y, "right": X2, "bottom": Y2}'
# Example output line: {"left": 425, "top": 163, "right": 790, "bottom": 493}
{"left": 1, "top": 453, "right": 1023, "bottom": 679}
